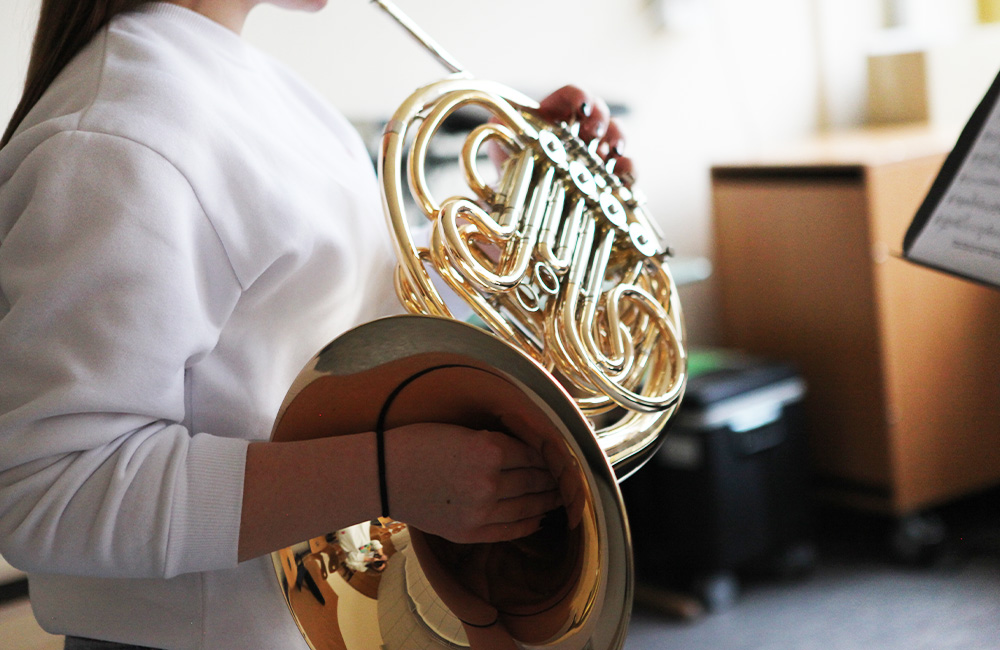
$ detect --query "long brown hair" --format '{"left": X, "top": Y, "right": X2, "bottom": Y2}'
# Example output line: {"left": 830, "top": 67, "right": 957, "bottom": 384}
{"left": 1, "top": 0, "right": 147, "bottom": 147}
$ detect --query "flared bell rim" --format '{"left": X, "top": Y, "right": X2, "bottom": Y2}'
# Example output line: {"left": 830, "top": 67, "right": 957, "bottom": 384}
{"left": 271, "top": 314, "right": 633, "bottom": 650}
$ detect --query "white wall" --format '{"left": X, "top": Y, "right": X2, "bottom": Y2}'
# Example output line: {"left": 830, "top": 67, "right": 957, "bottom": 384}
{"left": 240, "top": 0, "right": 829, "bottom": 342}
{"left": 0, "top": 1, "right": 38, "bottom": 126}
{"left": 0, "top": 0, "right": 962, "bottom": 344}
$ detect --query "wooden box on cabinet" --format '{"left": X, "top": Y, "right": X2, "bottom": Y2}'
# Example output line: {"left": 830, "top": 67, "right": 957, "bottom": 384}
{"left": 711, "top": 128, "right": 1000, "bottom": 516}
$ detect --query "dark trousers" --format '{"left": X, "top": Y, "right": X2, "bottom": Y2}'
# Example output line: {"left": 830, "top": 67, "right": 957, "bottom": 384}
{"left": 64, "top": 637, "right": 158, "bottom": 650}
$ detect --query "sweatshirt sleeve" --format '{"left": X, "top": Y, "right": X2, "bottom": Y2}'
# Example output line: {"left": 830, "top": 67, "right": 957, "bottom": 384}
{"left": 0, "top": 130, "right": 249, "bottom": 579}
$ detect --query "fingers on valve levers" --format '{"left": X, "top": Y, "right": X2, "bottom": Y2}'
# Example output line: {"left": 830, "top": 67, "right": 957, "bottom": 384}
{"left": 537, "top": 84, "right": 634, "bottom": 183}
{"left": 538, "top": 85, "right": 610, "bottom": 143}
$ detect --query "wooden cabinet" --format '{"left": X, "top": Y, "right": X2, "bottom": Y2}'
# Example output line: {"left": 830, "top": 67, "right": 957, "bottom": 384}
{"left": 711, "top": 129, "right": 1000, "bottom": 515}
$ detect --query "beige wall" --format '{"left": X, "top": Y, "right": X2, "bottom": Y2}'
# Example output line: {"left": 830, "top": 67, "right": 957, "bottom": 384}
{"left": 1, "top": 0, "right": 980, "bottom": 344}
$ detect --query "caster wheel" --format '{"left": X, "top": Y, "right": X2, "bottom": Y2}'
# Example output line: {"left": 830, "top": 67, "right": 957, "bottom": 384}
{"left": 890, "top": 512, "right": 946, "bottom": 565}
{"left": 773, "top": 542, "right": 818, "bottom": 578}
{"left": 692, "top": 572, "right": 739, "bottom": 613}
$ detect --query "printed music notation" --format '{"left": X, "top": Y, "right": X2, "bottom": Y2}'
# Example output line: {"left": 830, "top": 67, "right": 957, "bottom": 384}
{"left": 904, "top": 67, "right": 1000, "bottom": 288}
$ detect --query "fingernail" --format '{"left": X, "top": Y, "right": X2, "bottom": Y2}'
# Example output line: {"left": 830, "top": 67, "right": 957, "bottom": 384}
{"left": 579, "top": 101, "right": 592, "bottom": 118}
{"left": 612, "top": 143, "right": 625, "bottom": 157}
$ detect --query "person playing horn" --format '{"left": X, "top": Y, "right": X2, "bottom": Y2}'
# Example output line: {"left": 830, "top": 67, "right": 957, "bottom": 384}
{"left": 0, "top": 1, "right": 634, "bottom": 648}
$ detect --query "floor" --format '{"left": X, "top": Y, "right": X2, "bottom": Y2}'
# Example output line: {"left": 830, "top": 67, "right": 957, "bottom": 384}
{"left": 625, "top": 555, "right": 1000, "bottom": 650}
{"left": 624, "top": 490, "right": 1000, "bottom": 650}
{"left": 0, "top": 597, "right": 62, "bottom": 650}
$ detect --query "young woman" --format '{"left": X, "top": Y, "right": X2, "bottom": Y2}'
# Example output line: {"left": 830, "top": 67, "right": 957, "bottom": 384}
{"left": 0, "top": 1, "right": 632, "bottom": 648}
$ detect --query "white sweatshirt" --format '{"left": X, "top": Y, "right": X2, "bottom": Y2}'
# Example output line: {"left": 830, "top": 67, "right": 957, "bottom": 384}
{"left": 0, "top": 4, "right": 398, "bottom": 648}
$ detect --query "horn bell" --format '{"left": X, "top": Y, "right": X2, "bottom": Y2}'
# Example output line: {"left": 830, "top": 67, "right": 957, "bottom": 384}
{"left": 270, "top": 316, "right": 631, "bottom": 650}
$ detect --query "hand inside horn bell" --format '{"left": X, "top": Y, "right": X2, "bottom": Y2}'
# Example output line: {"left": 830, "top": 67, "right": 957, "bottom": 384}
{"left": 384, "top": 422, "right": 563, "bottom": 545}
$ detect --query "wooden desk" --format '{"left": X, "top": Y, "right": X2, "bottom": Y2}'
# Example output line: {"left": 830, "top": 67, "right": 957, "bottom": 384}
{"left": 711, "top": 127, "right": 1000, "bottom": 515}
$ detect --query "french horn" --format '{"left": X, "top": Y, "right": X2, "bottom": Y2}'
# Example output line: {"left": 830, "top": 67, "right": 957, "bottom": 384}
{"left": 269, "top": 2, "right": 687, "bottom": 648}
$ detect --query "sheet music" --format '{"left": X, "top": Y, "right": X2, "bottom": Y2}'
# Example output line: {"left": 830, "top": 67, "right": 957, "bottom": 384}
{"left": 907, "top": 81, "right": 1000, "bottom": 286}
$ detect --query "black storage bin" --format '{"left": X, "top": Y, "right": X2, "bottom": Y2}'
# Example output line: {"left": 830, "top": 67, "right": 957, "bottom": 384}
{"left": 621, "top": 351, "right": 812, "bottom": 610}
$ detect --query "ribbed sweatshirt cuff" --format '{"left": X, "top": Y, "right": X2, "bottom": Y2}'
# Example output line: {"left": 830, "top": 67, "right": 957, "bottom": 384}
{"left": 166, "top": 433, "right": 249, "bottom": 577}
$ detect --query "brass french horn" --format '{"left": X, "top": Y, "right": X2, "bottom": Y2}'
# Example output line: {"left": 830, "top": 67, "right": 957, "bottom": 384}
{"left": 270, "top": 2, "right": 687, "bottom": 648}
